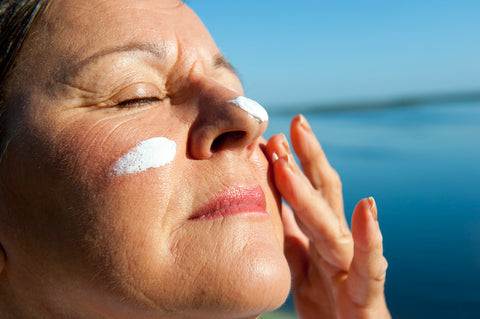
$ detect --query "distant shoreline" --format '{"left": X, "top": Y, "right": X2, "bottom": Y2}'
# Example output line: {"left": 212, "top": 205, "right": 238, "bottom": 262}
{"left": 271, "top": 90, "right": 480, "bottom": 114}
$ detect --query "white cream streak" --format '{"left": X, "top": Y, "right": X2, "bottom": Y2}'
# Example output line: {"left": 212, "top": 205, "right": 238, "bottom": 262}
{"left": 112, "top": 137, "right": 176, "bottom": 175}
{"left": 228, "top": 96, "right": 269, "bottom": 122}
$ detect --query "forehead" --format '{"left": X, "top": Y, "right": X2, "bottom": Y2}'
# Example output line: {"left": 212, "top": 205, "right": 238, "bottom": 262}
{"left": 39, "top": 0, "right": 217, "bottom": 61}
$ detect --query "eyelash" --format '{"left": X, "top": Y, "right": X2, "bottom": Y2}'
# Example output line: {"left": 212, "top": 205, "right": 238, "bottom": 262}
{"left": 117, "top": 96, "right": 163, "bottom": 108}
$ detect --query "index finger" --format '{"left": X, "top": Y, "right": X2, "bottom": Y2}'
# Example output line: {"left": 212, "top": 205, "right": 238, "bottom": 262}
{"left": 266, "top": 134, "right": 354, "bottom": 272}
{"left": 290, "top": 115, "right": 346, "bottom": 227}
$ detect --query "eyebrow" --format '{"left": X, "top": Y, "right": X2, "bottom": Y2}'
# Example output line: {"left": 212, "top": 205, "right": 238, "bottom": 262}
{"left": 57, "top": 42, "right": 239, "bottom": 83}
{"left": 213, "top": 54, "right": 239, "bottom": 77}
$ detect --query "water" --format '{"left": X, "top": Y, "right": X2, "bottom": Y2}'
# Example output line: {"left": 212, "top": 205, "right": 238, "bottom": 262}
{"left": 265, "top": 101, "right": 480, "bottom": 318}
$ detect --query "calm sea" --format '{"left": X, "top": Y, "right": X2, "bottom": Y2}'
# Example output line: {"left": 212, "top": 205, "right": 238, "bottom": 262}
{"left": 265, "top": 101, "right": 480, "bottom": 319}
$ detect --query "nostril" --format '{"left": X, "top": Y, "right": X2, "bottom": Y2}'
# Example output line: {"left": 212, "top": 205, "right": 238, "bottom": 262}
{"left": 210, "top": 131, "right": 247, "bottom": 152}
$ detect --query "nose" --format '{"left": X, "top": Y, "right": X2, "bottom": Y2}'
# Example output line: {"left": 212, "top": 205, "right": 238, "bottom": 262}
{"left": 187, "top": 76, "right": 268, "bottom": 160}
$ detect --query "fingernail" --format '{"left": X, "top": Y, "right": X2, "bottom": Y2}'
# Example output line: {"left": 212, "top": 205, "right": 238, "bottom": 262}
{"left": 280, "top": 134, "right": 291, "bottom": 153}
{"left": 368, "top": 196, "right": 378, "bottom": 221}
{"left": 298, "top": 114, "right": 311, "bottom": 132}
{"left": 279, "top": 153, "right": 294, "bottom": 171}
{"left": 272, "top": 152, "right": 279, "bottom": 162}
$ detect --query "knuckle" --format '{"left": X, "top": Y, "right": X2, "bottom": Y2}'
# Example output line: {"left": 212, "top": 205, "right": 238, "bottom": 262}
{"left": 372, "top": 257, "right": 389, "bottom": 282}
{"left": 325, "top": 168, "right": 342, "bottom": 189}
{"left": 336, "top": 232, "right": 354, "bottom": 247}
{"left": 317, "top": 222, "right": 351, "bottom": 247}
{"left": 381, "top": 257, "right": 389, "bottom": 273}
{"left": 332, "top": 169, "right": 342, "bottom": 187}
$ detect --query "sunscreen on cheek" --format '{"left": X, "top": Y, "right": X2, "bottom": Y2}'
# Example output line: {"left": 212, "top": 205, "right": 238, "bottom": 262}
{"left": 112, "top": 137, "right": 176, "bottom": 175}
{"left": 228, "top": 96, "right": 269, "bottom": 123}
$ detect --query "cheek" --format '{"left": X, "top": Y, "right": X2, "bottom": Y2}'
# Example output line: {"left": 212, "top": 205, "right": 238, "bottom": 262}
{"left": 0, "top": 111, "right": 186, "bottom": 289}
{"left": 111, "top": 137, "right": 176, "bottom": 176}
{"left": 44, "top": 111, "right": 182, "bottom": 194}
{"left": 51, "top": 117, "right": 185, "bottom": 247}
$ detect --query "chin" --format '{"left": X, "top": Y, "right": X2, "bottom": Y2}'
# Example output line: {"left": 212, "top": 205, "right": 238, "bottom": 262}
{"left": 226, "top": 251, "right": 292, "bottom": 317}
{"left": 171, "top": 253, "right": 291, "bottom": 319}
{"left": 110, "top": 240, "right": 292, "bottom": 319}
{"left": 160, "top": 218, "right": 292, "bottom": 319}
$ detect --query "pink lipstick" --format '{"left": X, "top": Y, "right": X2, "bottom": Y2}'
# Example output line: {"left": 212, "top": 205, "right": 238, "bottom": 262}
{"left": 190, "top": 185, "right": 268, "bottom": 221}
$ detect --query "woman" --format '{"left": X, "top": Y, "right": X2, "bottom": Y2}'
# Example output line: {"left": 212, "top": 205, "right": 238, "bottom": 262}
{"left": 0, "top": 0, "right": 390, "bottom": 318}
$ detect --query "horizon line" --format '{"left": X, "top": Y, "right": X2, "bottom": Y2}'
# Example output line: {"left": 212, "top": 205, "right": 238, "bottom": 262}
{"left": 270, "top": 89, "right": 480, "bottom": 114}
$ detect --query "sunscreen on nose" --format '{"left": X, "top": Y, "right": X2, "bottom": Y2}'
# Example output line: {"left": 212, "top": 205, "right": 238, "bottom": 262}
{"left": 228, "top": 96, "right": 269, "bottom": 123}
{"left": 112, "top": 137, "right": 176, "bottom": 175}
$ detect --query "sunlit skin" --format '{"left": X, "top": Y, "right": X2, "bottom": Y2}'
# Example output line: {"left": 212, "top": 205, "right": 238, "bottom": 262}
{"left": 0, "top": 0, "right": 390, "bottom": 318}
{"left": 266, "top": 118, "right": 390, "bottom": 319}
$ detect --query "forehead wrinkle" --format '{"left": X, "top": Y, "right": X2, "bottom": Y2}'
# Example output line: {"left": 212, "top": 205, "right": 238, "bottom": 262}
{"left": 54, "top": 41, "right": 169, "bottom": 85}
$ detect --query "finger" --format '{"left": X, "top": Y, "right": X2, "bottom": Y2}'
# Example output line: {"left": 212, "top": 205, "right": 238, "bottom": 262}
{"left": 345, "top": 197, "right": 389, "bottom": 310}
{"left": 281, "top": 203, "right": 309, "bottom": 287}
{"left": 283, "top": 204, "right": 339, "bottom": 318}
{"left": 290, "top": 115, "right": 346, "bottom": 226}
{"left": 282, "top": 203, "right": 309, "bottom": 248}
{"left": 266, "top": 135, "right": 354, "bottom": 273}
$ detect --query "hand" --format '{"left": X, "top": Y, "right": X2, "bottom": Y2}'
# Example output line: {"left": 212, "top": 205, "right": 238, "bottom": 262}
{"left": 265, "top": 115, "right": 391, "bottom": 319}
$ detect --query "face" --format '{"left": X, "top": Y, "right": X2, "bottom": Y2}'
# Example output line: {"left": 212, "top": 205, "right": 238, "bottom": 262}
{"left": 0, "top": 0, "right": 290, "bottom": 318}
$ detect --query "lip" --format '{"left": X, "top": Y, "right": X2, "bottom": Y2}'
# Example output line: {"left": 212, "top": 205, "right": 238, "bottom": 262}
{"left": 189, "top": 185, "right": 268, "bottom": 221}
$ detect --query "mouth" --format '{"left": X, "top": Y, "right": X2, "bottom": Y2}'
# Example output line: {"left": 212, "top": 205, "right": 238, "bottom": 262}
{"left": 189, "top": 185, "right": 268, "bottom": 221}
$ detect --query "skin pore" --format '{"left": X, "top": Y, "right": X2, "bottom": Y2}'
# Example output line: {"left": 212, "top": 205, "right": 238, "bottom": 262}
{"left": 0, "top": 0, "right": 291, "bottom": 318}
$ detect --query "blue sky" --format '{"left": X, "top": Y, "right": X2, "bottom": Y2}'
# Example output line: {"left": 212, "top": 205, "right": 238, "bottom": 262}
{"left": 188, "top": 1, "right": 480, "bottom": 108}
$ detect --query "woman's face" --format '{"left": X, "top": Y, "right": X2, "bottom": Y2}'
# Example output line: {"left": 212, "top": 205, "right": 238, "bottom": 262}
{"left": 0, "top": 0, "right": 290, "bottom": 318}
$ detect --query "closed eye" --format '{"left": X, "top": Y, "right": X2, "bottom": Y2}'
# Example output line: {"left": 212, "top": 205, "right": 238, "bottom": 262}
{"left": 117, "top": 96, "right": 163, "bottom": 108}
